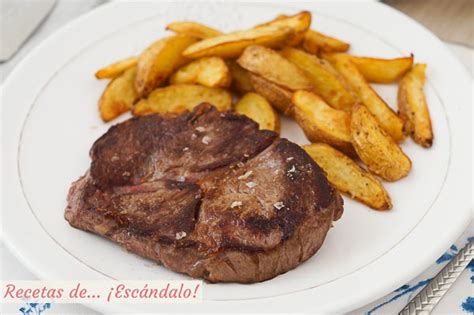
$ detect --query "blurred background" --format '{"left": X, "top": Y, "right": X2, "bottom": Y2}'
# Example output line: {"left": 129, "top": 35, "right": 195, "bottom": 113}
{"left": 384, "top": 0, "right": 472, "bottom": 75}
{"left": 1, "top": 0, "right": 473, "bottom": 82}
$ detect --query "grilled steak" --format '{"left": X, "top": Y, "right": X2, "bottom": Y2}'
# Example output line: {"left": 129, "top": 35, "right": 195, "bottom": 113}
{"left": 65, "top": 104, "right": 343, "bottom": 283}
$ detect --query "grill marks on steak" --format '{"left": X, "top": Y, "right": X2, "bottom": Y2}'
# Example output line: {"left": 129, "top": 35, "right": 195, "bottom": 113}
{"left": 110, "top": 180, "right": 201, "bottom": 238}
{"left": 65, "top": 104, "right": 343, "bottom": 283}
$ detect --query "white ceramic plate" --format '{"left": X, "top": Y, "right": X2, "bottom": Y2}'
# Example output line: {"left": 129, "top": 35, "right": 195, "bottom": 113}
{"left": 2, "top": 1, "right": 472, "bottom": 313}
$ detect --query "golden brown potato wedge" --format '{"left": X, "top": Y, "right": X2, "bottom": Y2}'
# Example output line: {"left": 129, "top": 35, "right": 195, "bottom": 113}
{"left": 281, "top": 47, "right": 355, "bottom": 111}
{"left": 95, "top": 57, "right": 138, "bottom": 79}
{"left": 302, "top": 30, "right": 350, "bottom": 54}
{"left": 170, "top": 57, "right": 231, "bottom": 88}
{"left": 234, "top": 92, "right": 280, "bottom": 132}
{"left": 255, "top": 11, "right": 311, "bottom": 46}
{"left": 237, "top": 45, "right": 312, "bottom": 91}
{"left": 133, "top": 84, "right": 232, "bottom": 115}
{"left": 351, "top": 104, "right": 411, "bottom": 181}
{"left": 293, "top": 91, "right": 355, "bottom": 156}
{"left": 182, "top": 24, "right": 294, "bottom": 59}
{"left": 227, "top": 60, "right": 254, "bottom": 93}
{"left": 398, "top": 64, "right": 433, "bottom": 148}
{"left": 135, "top": 35, "right": 197, "bottom": 97}
{"left": 249, "top": 73, "right": 293, "bottom": 116}
{"left": 325, "top": 53, "right": 405, "bottom": 142}
{"left": 350, "top": 55, "right": 414, "bottom": 83}
{"left": 99, "top": 67, "right": 139, "bottom": 122}
{"left": 303, "top": 143, "right": 392, "bottom": 210}
{"left": 166, "top": 21, "right": 222, "bottom": 39}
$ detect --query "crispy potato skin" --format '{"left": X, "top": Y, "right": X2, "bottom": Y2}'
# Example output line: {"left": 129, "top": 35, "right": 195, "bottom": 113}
{"left": 351, "top": 105, "right": 411, "bottom": 181}
{"left": 227, "top": 60, "right": 254, "bottom": 94}
{"left": 135, "top": 35, "right": 197, "bottom": 97}
{"left": 181, "top": 11, "right": 310, "bottom": 59}
{"left": 95, "top": 57, "right": 138, "bottom": 79}
{"left": 281, "top": 47, "right": 355, "bottom": 111}
{"left": 170, "top": 57, "right": 231, "bottom": 88}
{"left": 293, "top": 91, "right": 355, "bottom": 156}
{"left": 234, "top": 92, "right": 280, "bottom": 132}
{"left": 182, "top": 25, "right": 293, "bottom": 59}
{"left": 249, "top": 73, "right": 294, "bottom": 116}
{"left": 351, "top": 55, "right": 414, "bottom": 83}
{"left": 398, "top": 64, "right": 433, "bottom": 148}
{"left": 325, "top": 53, "right": 405, "bottom": 142}
{"left": 255, "top": 11, "right": 311, "bottom": 46}
{"left": 302, "top": 30, "right": 350, "bottom": 54}
{"left": 303, "top": 143, "right": 392, "bottom": 210}
{"left": 99, "top": 67, "right": 139, "bottom": 122}
{"left": 237, "top": 45, "right": 312, "bottom": 91}
{"left": 166, "top": 21, "right": 223, "bottom": 39}
{"left": 132, "top": 84, "right": 232, "bottom": 115}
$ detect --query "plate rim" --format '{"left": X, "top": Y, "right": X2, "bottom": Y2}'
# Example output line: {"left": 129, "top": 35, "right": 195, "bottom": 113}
{"left": 1, "top": 0, "right": 472, "bottom": 313}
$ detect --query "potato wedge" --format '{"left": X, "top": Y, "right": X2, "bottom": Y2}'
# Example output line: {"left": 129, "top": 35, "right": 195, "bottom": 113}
{"left": 281, "top": 47, "right": 355, "bottom": 111}
{"left": 99, "top": 67, "right": 139, "bottom": 122}
{"left": 135, "top": 35, "right": 197, "bottom": 97}
{"left": 235, "top": 92, "right": 280, "bottom": 132}
{"left": 293, "top": 91, "right": 354, "bottom": 156}
{"left": 350, "top": 55, "right": 414, "bottom": 83}
{"left": 302, "top": 30, "right": 350, "bottom": 54}
{"left": 166, "top": 21, "right": 222, "bottom": 39}
{"left": 325, "top": 53, "right": 405, "bottom": 142}
{"left": 398, "top": 64, "right": 433, "bottom": 148}
{"left": 95, "top": 57, "right": 138, "bottom": 79}
{"left": 237, "top": 45, "right": 312, "bottom": 91}
{"left": 133, "top": 84, "right": 232, "bottom": 115}
{"left": 182, "top": 24, "right": 294, "bottom": 59}
{"left": 303, "top": 143, "right": 392, "bottom": 210}
{"left": 255, "top": 11, "right": 311, "bottom": 46}
{"left": 170, "top": 57, "right": 231, "bottom": 88}
{"left": 227, "top": 60, "right": 254, "bottom": 93}
{"left": 351, "top": 104, "right": 411, "bottom": 181}
{"left": 249, "top": 73, "right": 293, "bottom": 116}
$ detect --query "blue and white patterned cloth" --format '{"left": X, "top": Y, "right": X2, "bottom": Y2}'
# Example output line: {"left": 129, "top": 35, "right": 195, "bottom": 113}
{"left": 353, "top": 221, "right": 474, "bottom": 315}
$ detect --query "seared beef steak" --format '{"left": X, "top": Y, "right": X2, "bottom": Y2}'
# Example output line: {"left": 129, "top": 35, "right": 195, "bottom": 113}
{"left": 65, "top": 104, "right": 343, "bottom": 283}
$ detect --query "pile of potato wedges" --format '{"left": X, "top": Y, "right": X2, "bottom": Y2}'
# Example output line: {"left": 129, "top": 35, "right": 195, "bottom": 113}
{"left": 94, "top": 11, "right": 433, "bottom": 211}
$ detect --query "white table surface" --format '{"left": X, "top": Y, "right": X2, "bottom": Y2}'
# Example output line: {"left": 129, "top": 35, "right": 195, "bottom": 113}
{"left": 1, "top": 1, "right": 473, "bottom": 314}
